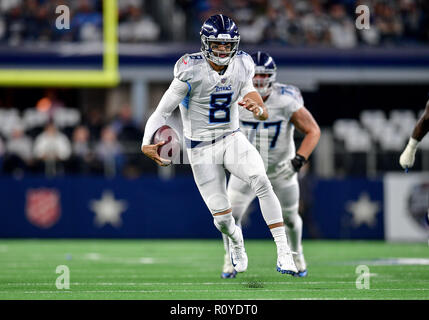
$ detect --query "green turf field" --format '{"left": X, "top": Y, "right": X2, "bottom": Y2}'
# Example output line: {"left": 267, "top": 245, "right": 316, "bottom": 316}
{"left": 0, "top": 239, "right": 428, "bottom": 300}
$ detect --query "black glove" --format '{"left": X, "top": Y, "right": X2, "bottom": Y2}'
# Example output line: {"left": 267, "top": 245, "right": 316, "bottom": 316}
{"left": 290, "top": 154, "right": 307, "bottom": 172}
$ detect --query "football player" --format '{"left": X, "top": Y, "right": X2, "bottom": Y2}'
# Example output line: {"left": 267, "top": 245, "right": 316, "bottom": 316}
{"left": 399, "top": 98, "right": 429, "bottom": 170}
{"left": 141, "top": 15, "right": 298, "bottom": 275}
{"left": 221, "top": 51, "right": 321, "bottom": 278}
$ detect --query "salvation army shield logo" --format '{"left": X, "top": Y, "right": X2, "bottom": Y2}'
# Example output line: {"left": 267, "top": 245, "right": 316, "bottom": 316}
{"left": 26, "top": 189, "right": 61, "bottom": 228}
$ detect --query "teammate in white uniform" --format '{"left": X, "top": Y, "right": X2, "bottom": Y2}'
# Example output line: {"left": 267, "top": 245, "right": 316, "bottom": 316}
{"left": 141, "top": 15, "right": 298, "bottom": 275}
{"left": 221, "top": 51, "right": 321, "bottom": 278}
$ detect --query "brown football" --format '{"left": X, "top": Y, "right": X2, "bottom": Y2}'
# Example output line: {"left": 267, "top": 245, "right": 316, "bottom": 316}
{"left": 151, "top": 125, "right": 180, "bottom": 161}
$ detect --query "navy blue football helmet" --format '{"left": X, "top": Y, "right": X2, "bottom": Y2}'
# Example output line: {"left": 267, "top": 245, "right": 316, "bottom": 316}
{"left": 200, "top": 14, "right": 240, "bottom": 66}
{"left": 251, "top": 51, "right": 277, "bottom": 97}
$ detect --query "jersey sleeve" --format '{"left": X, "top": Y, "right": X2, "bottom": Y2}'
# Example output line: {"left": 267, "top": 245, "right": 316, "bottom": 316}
{"left": 242, "top": 52, "right": 255, "bottom": 79}
{"left": 239, "top": 52, "right": 256, "bottom": 97}
{"left": 173, "top": 54, "right": 194, "bottom": 82}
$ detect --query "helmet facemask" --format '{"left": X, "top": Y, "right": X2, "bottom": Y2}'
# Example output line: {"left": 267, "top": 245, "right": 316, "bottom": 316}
{"left": 253, "top": 67, "right": 276, "bottom": 97}
{"left": 201, "top": 35, "right": 240, "bottom": 66}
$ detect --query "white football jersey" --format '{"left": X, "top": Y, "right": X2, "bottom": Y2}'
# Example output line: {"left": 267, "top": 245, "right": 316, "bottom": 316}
{"left": 174, "top": 51, "right": 255, "bottom": 142}
{"left": 238, "top": 82, "right": 304, "bottom": 178}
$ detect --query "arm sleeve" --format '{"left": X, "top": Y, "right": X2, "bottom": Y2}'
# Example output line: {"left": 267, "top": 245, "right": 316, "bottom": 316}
{"left": 141, "top": 78, "right": 189, "bottom": 146}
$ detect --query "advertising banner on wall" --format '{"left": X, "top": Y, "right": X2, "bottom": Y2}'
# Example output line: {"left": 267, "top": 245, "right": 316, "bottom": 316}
{"left": 384, "top": 173, "right": 429, "bottom": 242}
{"left": 0, "top": 176, "right": 386, "bottom": 239}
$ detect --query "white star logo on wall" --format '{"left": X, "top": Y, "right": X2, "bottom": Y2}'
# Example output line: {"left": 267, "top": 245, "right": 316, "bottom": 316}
{"left": 89, "top": 190, "right": 128, "bottom": 228}
{"left": 346, "top": 192, "right": 380, "bottom": 228}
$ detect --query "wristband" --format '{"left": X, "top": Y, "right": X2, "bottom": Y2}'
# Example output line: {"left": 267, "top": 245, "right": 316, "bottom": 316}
{"left": 257, "top": 106, "right": 264, "bottom": 117}
{"left": 408, "top": 137, "right": 419, "bottom": 150}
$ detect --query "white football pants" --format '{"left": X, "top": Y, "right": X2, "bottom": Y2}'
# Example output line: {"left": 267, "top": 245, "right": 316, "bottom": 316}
{"left": 226, "top": 173, "right": 302, "bottom": 253}
{"left": 187, "top": 131, "right": 284, "bottom": 226}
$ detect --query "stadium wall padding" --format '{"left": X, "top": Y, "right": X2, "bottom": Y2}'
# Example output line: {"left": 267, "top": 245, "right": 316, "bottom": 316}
{"left": 0, "top": 175, "right": 389, "bottom": 239}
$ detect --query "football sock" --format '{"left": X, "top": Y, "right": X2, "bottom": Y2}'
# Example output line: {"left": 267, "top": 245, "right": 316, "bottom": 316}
{"left": 213, "top": 212, "right": 241, "bottom": 245}
{"left": 284, "top": 212, "right": 303, "bottom": 254}
{"left": 249, "top": 175, "right": 284, "bottom": 226}
{"left": 222, "top": 233, "right": 229, "bottom": 253}
{"left": 270, "top": 226, "right": 290, "bottom": 250}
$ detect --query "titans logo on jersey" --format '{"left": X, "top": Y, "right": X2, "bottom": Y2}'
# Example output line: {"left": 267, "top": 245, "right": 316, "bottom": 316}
{"left": 238, "top": 82, "right": 304, "bottom": 177}
{"left": 173, "top": 51, "right": 255, "bottom": 142}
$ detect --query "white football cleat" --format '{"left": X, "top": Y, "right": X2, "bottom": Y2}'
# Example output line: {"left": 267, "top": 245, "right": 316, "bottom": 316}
{"left": 229, "top": 227, "right": 248, "bottom": 273}
{"left": 221, "top": 252, "right": 237, "bottom": 279}
{"left": 276, "top": 245, "right": 298, "bottom": 276}
{"left": 292, "top": 252, "right": 308, "bottom": 277}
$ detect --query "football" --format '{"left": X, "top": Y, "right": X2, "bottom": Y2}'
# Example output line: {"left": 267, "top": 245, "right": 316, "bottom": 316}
{"left": 151, "top": 125, "right": 180, "bottom": 162}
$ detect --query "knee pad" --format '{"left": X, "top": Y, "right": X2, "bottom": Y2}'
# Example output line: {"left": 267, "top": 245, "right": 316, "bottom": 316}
{"left": 207, "top": 193, "right": 230, "bottom": 215}
{"left": 249, "top": 174, "right": 272, "bottom": 198}
{"left": 213, "top": 212, "right": 235, "bottom": 235}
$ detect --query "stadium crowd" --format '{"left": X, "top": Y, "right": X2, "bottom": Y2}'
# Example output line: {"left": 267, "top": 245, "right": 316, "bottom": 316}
{"left": 0, "top": 90, "right": 146, "bottom": 178}
{"left": 0, "top": 0, "right": 427, "bottom": 47}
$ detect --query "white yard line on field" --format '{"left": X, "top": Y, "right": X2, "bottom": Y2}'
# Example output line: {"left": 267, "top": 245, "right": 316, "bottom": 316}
{"left": 20, "top": 288, "right": 429, "bottom": 294}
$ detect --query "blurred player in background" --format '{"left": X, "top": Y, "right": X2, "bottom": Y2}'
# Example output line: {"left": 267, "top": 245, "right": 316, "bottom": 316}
{"left": 221, "top": 52, "right": 321, "bottom": 278}
{"left": 141, "top": 15, "right": 298, "bottom": 275}
{"left": 399, "top": 98, "right": 429, "bottom": 171}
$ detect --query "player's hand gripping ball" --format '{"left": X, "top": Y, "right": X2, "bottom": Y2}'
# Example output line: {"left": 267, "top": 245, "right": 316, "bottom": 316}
{"left": 151, "top": 125, "right": 180, "bottom": 163}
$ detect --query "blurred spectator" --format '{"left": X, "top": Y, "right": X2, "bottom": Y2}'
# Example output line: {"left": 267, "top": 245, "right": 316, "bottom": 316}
{"left": 33, "top": 122, "right": 71, "bottom": 175}
{"left": 36, "top": 89, "right": 65, "bottom": 117}
{"left": 22, "top": 0, "right": 51, "bottom": 42}
{"left": 3, "top": 125, "right": 33, "bottom": 175}
{"left": 301, "top": 1, "right": 331, "bottom": 46}
{"left": 94, "top": 126, "right": 124, "bottom": 177}
{"left": 84, "top": 108, "right": 104, "bottom": 141}
{"left": 34, "top": 122, "right": 71, "bottom": 161}
{"left": 3, "top": 3, "right": 25, "bottom": 45}
{"left": 111, "top": 104, "right": 141, "bottom": 143}
{"left": 328, "top": 3, "right": 358, "bottom": 48}
{"left": 71, "top": 125, "right": 91, "bottom": 158}
{"left": 400, "top": 0, "right": 424, "bottom": 43}
{"left": 0, "top": 0, "right": 22, "bottom": 13}
{"left": 1, "top": 0, "right": 428, "bottom": 47}
{"left": 230, "top": 0, "right": 267, "bottom": 44}
{"left": 66, "top": 125, "right": 95, "bottom": 174}
{"left": 375, "top": 1, "right": 403, "bottom": 44}
{"left": 72, "top": 0, "right": 102, "bottom": 42}
{"left": 119, "top": 4, "right": 161, "bottom": 42}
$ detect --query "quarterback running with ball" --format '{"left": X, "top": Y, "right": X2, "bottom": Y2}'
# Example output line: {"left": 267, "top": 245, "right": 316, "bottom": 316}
{"left": 221, "top": 52, "right": 321, "bottom": 278}
{"left": 141, "top": 15, "right": 298, "bottom": 275}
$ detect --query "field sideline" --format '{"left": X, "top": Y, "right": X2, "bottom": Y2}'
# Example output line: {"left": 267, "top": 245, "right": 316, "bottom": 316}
{"left": 0, "top": 239, "right": 428, "bottom": 300}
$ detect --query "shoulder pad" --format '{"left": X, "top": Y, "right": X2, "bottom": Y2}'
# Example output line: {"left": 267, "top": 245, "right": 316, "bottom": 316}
{"left": 236, "top": 51, "right": 255, "bottom": 79}
{"left": 275, "top": 83, "right": 304, "bottom": 105}
{"left": 174, "top": 53, "right": 203, "bottom": 82}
